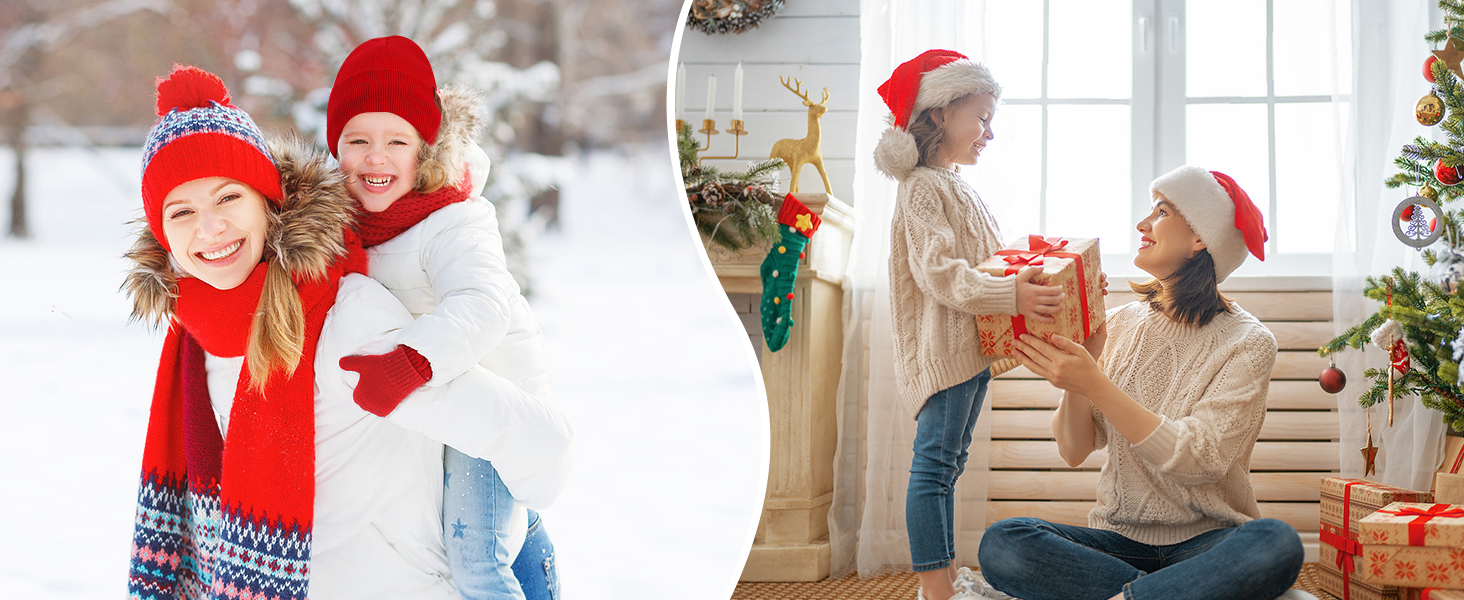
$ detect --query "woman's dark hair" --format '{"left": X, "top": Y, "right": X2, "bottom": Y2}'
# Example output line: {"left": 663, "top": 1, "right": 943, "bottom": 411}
{"left": 1130, "top": 248, "right": 1234, "bottom": 326}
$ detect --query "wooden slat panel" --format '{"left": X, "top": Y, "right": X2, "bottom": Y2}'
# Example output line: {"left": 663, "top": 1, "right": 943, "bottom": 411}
{"left": 1268, "top": 321, "right": 1335, "bottom": 350}
{"left": 985, "top": 501, "right": 1321, "bottom": 532}
{"left": 991, "top": 380, "right": 1336, "bottom": 410}
{"left": 989, "top": 410, "right": 1338, "bottom": 441}
{"left": 990, "top": 441, "right": 1339, "bottom": 471}
{"left": 988, "top": 471, "right": 1329, "bottom": 502}
{"left": 995, "top": 350, "right": 1327, "bottom": 381}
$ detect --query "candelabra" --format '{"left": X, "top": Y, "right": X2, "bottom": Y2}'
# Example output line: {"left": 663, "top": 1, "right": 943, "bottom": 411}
{"left": 678, "top": 118, "right": 749, "bottom": 164}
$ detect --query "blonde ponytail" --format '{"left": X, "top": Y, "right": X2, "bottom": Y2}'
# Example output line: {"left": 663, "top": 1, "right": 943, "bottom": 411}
{"left": 247, "top": 257, "right": 305, "bottom": 389}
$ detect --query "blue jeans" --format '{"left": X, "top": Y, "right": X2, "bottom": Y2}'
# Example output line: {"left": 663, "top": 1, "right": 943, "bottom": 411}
{"left": 978, "top": 517, "right": 1304, "bottom": 600}
{"left": 512, "top": 509, "right": 559, "bottom": 600}
{"left": 907, "top": 370, "right": 991, "bottom": 572}
{"left": 445, "top": 447, "right": 523, "bottom": 600}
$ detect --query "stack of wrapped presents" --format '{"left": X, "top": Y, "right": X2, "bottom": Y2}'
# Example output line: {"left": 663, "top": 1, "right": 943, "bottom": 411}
{"left": 1319, "top": 474, "right": 1464, "bottom": 600}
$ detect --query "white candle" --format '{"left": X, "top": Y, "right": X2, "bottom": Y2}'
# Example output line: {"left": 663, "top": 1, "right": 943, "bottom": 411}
{"left": 732, "top": 62, "right": 744, "bottom": 121}
{"left": 705, "top": 75, "right": 717, "bottom": 121}
{"left": 676, "top": 63, "right": 686, "bottom": 123}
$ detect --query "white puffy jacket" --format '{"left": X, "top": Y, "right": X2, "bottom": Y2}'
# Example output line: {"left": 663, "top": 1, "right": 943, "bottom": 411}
{"left": 204, "top": 274, "right": 572, "bottom": 600}
{"left": 366, "top": 146, "right": 553, "bottom": 403}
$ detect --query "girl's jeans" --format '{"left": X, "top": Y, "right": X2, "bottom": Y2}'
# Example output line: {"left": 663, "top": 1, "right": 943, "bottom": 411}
{"left": 907, "top": 369, "right": 991, "bottom": 572}
{"left": 445, "top": 447, "right": 525, "bottom": 600}
{"left": 977, "top": 517, "right": 1304, "bottom": 600}
{"left": 512, "top": 509, "right": 559, "bottom": 600}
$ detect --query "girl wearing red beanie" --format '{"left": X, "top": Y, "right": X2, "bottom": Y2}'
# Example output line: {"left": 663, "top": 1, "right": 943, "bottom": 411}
{"left": 125, "top": 65, "right": 572, "bottom": 600}
{"left": 326, "top": 36, "right": 562, "bottom": 600}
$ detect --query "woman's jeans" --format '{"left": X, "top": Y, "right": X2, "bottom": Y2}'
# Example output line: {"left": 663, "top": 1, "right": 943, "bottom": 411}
{"left": 445, "top": 447, "right": 528, "bottom": 600}
{"left": 907, "top": 369, "right": 991, "bottom": 572}
{"left": 978, "top": 517, "right": 1304, "bottom": 600}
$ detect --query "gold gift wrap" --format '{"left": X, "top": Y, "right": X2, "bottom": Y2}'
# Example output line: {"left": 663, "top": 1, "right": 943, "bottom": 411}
{"left": 973, "top": 235, "right": 1103, "bottom": 358}
{"left": 1320, "top": 478, "right": 1435, "bottom": 600}
{"left": 1360, "top": 502, "right": 1464, "bottom": 589}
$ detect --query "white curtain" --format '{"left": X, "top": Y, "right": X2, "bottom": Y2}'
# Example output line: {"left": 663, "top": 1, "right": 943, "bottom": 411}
{"left": 830, "top": 0, "right": 990, "bottom": 578}
{"left": 1333, "top": 0, "right": 1447, "bottom": 490}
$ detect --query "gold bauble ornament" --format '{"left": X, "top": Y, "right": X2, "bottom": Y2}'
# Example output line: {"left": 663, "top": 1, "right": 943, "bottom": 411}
{"left": 1424, "top": 184, "right": 1439, "bottom": 200}
{"left": 1419, "top": 90, "right": 1446, "bottom": 126}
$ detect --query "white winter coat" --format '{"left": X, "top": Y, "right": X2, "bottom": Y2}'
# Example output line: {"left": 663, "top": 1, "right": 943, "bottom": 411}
{"left": 366, "top": 145, "right": 553, "bottom": 403}
{"left": 205, "top": 274, "right": 571, "bottom": 600}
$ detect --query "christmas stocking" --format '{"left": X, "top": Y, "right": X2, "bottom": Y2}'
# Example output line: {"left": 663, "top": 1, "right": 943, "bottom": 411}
{"left": 760, "top": 194, "right": 821, "bottom": 352}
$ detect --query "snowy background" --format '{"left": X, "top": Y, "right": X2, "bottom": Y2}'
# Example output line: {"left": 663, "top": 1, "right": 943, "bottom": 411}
{"left": 0, "top": 145, "right": 769, "bottom": 600}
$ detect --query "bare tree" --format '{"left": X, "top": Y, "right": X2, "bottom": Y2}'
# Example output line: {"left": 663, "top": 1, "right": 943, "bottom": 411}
{"left": 0, "top": 0, "right": 166, "bottom": 239}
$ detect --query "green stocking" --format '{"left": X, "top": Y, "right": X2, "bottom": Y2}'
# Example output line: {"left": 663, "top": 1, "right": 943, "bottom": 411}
{"left": 760, "top": 194, "right": 821, "bottom": 352}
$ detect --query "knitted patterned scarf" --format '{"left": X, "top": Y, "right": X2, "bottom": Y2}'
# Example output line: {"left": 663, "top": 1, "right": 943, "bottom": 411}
{"left": 128, "top": 240, "right": 367, "bottom": 600}
{"left": 356, "top": 174, "right": 472, "bottom": 248}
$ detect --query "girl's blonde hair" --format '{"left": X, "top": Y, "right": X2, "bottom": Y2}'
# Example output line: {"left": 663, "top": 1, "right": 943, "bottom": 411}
{"left": 412, "top": 93, "right": 449, "bottom": 193}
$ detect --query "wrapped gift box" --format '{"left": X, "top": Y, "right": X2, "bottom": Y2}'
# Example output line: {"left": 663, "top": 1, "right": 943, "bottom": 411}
{"left": 1405, "top": 588, "right": 1464, "bottom": 600}
{"left": 1359, "top": 502, "right": 1464, "bottom": 589}
{"left": 974, "top": 235, "right": 1104, "bottom": 357}
{"left": 1320, "top": 478, "right": 1434, "bottom": 600}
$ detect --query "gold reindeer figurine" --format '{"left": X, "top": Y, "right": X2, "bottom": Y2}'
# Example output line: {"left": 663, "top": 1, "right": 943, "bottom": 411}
{"left": 770, "top": 76, "right": 831, "bottom": 194}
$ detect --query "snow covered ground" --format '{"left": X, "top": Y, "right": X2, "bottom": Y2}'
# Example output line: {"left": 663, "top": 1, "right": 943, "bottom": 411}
{"left": 0, "top": 146, "right": 769, "bottom": 600}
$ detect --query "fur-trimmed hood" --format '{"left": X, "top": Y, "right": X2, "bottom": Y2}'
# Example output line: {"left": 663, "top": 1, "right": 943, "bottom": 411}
{"left": 422, "top": 85, "right": 488, "bottom": 191}
{"left": 123, "top": 134, "right": 358, "bottom": 325}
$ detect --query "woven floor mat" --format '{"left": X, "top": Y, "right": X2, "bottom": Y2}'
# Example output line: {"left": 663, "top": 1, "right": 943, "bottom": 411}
{"left": 733, "top": 562, "right": 1326, "bottom": 599}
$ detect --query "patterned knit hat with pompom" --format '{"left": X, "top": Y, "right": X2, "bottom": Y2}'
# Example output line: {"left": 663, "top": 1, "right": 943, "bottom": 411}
{"left": 873, "top": 49, "right": 1001, "bottom": 181}
{"left": 140, "top": 65, "right": 281, "bottom": 251}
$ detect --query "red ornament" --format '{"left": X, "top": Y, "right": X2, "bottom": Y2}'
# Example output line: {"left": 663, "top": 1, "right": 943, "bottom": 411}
{"left": 1320, "top": 366, "right": 1347, "bottom": 394}
{"left": 1428, "top": 55, "right": 1442, "bottom": 83}
{"left": 1439, "top": 159, "right": 1464, "bottom": 186}
{"left": 1403, "top": 204, "right": 1416, "bottom": 220}
{"left": 1432, "top": 216, "right": 1440, "bottom": 232}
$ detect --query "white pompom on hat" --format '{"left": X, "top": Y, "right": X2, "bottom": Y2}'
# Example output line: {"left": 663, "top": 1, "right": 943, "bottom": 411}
{"left": 873, "top": 49, "right": 1001, "bottom": 181}
{"left": 1149, "top": 165, "right": 1269, "bottom": 283}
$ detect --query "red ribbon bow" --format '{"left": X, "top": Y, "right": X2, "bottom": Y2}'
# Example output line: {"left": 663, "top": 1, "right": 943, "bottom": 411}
{"left": 990, "top": 235, "right": 1093, "bottom": 345}
{"left": 1379, "top": 504, "right": 1464, "bottom": 547}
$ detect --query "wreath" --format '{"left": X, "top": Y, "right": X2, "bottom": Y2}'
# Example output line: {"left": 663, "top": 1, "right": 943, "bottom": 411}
{"left": 686, "top": 0, "right": 785, "bottom": 35}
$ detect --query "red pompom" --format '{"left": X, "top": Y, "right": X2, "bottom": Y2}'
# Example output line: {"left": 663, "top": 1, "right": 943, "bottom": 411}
{"left": 154, "top": 65, "right": 231, "bottom": 116}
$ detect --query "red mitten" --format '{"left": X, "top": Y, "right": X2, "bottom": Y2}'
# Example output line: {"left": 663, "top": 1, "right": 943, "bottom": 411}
{"left": 339, "top": 345, "right": 434, "bottom": 417}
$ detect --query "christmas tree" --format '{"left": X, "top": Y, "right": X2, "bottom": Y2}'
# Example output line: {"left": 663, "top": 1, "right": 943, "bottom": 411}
{"left": 1322, "top": 1, "right": 1464, "bottom": 431}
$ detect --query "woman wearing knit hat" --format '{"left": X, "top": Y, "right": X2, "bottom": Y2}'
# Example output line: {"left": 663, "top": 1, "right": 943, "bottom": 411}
{"left": 123, "top": 65, "right": 572, "bottom": 600}
{"left": 325, "top": 35, "right": 561, "bottom": 600}
{"left": 976, "top": 167, "right": 1311, "bottom": 600}
{"left": 873, "top": 49, "right": 1068, "bottom": 600}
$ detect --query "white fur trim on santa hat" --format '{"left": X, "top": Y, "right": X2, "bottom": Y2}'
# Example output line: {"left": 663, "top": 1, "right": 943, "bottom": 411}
{"left": 1149, "top": 165, "right": 1249, "bottom": 283}
{"left": 874, "top": 126, "right": 919, "bottom": 181}
{"left": 910, "top": 59, "right": 1002, "bottom": 125}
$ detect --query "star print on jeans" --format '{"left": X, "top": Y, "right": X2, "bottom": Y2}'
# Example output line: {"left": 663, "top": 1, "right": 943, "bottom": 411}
{"left": 452, "top": 518, "right": 467, "bottom": 539}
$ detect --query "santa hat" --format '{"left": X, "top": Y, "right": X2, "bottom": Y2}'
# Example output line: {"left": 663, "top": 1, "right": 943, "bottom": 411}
{"left": 326, "top": 35, "right": 441, "bottom": 157}
{"left": 1149, "top": 165, "right": 1268, "bottom": 283}
{"left": 873, "top": 49, "right": 1001, "bottom": 181}
{"left": 140, "top": 65, "right": 282, "bottom": 252}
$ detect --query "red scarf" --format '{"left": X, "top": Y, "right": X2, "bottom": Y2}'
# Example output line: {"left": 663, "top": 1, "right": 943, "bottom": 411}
{"left": 356, "top": 174, "right": 472, "bottom": 248}
{"left": 128, "top": 233, "right": 367, "bottom": 600}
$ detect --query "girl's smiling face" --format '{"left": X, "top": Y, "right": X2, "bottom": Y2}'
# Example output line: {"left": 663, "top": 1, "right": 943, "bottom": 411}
{"left": 338, "top": 111, "right": 421, "bottom": 212}
{"left": 932, "top": 92, "right": 997, "bottom": 169}
{"left": 1134, "top": 193, "right": 1206, "bottom": 279}
{"left": 161, "top": 177, "right": 270, "bottom": 290}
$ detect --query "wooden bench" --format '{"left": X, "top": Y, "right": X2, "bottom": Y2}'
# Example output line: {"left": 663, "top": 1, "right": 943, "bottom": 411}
{"left": 988, "top": 279, "right": 1337, "bottom": 561}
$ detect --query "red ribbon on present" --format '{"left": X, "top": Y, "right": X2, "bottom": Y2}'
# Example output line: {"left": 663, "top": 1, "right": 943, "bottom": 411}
{"left": 1377, "top": 504, "right": 1464, "bottom": 547}
{"left": 1321, "top": 480, "right": 1363, "bottom": 600}
{"left": 992, "top": 235, "right": 1094, "bottom": 344}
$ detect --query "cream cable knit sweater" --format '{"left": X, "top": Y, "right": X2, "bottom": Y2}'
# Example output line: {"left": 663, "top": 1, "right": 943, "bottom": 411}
{"left": 1087, "top": 301, "right": 1278, "bottom": 545}
{"left": 889, "top": 166, "right": 1017, "bottom": 416}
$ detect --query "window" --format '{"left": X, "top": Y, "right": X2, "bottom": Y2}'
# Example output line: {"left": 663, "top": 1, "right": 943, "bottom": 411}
{"left": 967, "top": 0, "right": 1351, "bottom": 278}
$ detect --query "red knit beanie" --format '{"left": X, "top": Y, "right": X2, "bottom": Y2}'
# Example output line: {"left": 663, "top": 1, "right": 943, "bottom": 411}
{"left": 326, "top": 36, "right": 441, "bottom": 157}
{"left": 140, "top": 65, "right": 282, "bottom": 251}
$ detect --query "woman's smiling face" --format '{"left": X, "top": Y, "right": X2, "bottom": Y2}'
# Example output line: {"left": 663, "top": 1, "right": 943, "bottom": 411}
{"left": 1134, "top": 193, "right": 1206, "bottom": 279}
{"left": 161, "top": 177, "right": 270, "bottom": 290}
